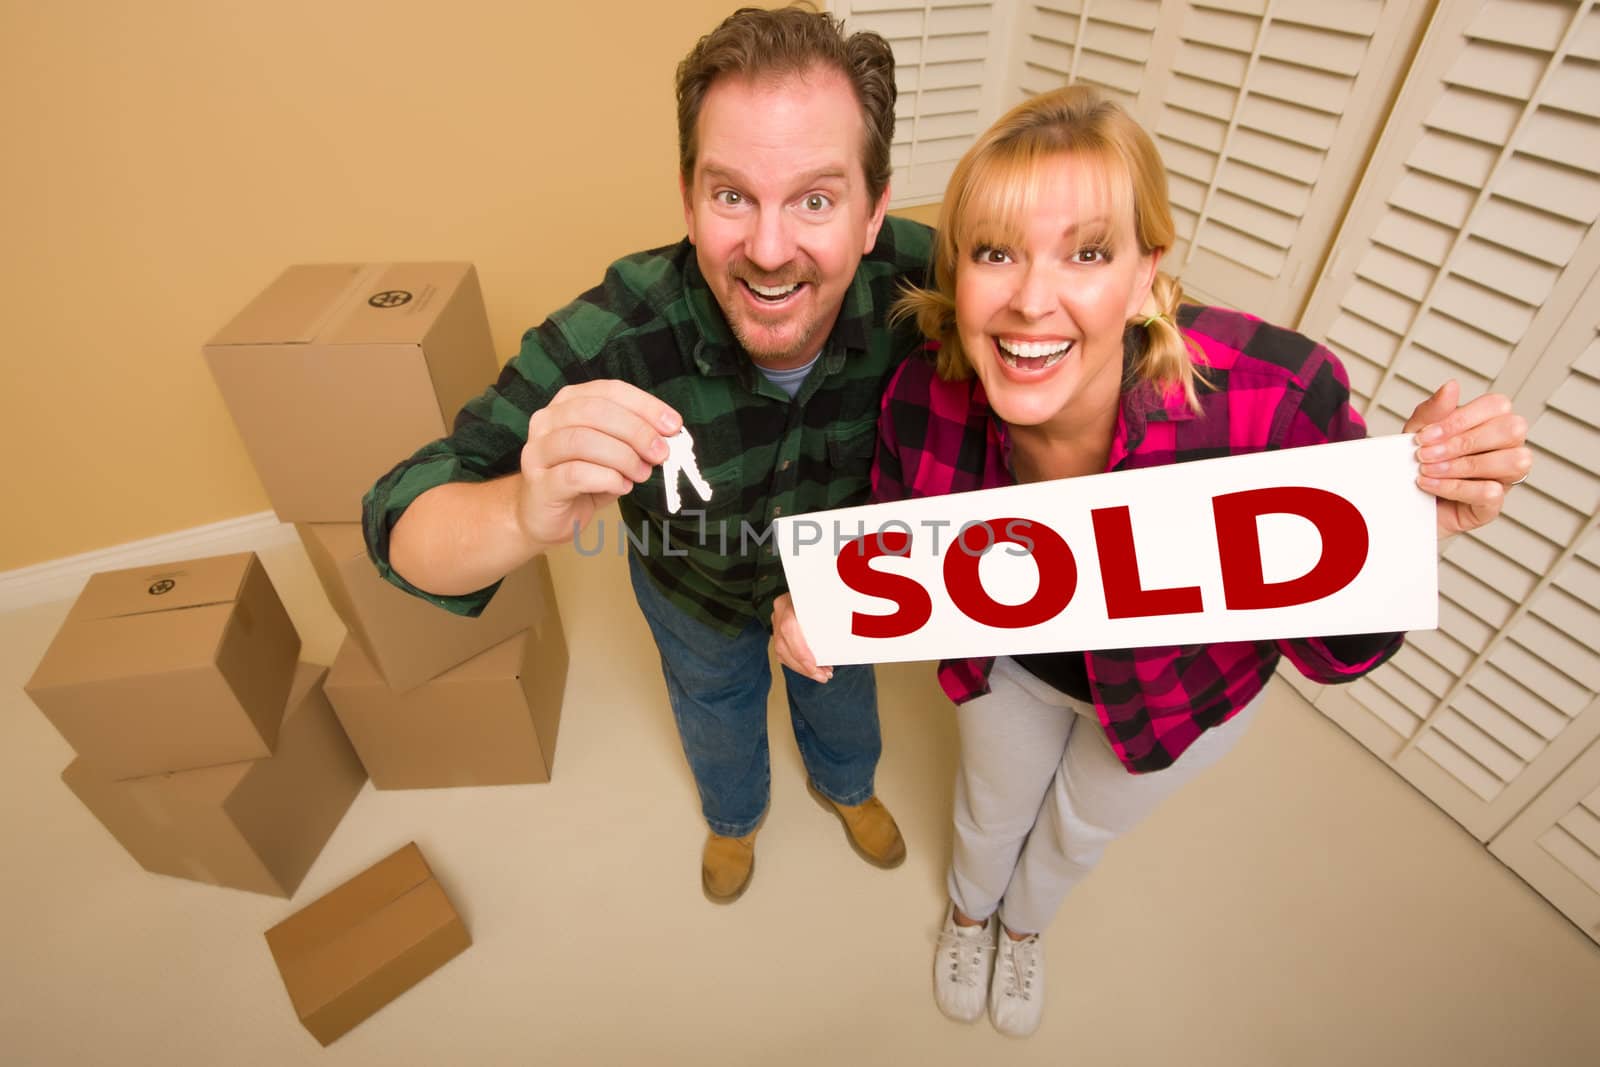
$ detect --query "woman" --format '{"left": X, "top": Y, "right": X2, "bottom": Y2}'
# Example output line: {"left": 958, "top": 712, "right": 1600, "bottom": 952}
{"left": 774, "top": 86, "right": 1530, "bottom": 1037}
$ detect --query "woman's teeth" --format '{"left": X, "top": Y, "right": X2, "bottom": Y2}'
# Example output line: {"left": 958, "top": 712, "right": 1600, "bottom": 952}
{"left": 997, "top": 337, "right": 1072, "bottom": 369}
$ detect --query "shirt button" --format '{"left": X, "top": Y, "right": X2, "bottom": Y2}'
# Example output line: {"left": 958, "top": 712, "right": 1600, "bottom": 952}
{"left": 780, "top": 459, "right": 792, "bottom": 471}
{"left": 772, "top": 506, "right": 783, "bottom": 517}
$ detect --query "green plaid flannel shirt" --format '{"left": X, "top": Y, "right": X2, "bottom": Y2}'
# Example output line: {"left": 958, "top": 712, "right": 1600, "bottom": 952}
{"left": 363, "top": 215, "right": 933, "bottom": 635}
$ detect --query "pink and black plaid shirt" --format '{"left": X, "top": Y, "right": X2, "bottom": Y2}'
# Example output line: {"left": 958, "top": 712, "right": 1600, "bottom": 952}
{"left": 872, "top": 304, "right": 1405, "bottom": 774}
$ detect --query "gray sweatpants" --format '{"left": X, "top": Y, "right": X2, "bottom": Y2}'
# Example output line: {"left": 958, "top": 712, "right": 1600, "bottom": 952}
{"left": 949, "top": 656, "right": 1265, "bottom": 935}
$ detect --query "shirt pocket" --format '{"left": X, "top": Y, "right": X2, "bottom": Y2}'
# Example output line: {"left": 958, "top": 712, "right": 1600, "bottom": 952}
{"left": 823, "top": 418, "right": 879, "bottom": 505}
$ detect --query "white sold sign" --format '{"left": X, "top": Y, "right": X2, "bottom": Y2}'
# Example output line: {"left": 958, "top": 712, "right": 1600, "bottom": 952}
{"left": 774, "top": 435, "right": 1437, "bottom": 666}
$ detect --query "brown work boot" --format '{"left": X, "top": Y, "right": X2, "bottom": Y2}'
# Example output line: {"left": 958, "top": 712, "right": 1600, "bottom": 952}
{"left": 701, "top": 830, "right": 757, "bottom": 904}
{"left": 807, "top": 780, "right": 907, "bottom": 869}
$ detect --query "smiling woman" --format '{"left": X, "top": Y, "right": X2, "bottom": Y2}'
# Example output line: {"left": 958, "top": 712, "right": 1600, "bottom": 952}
{"left": 951, "top": 153, "right": 1159, "bottom": 465}
{"left": 850, "top": 83, "right": 1535, "bottom": 1039}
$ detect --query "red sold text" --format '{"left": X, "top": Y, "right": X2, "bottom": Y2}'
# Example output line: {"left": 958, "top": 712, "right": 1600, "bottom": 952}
{"left": 816, "top": 487, "right": 1368, "bottom": 638}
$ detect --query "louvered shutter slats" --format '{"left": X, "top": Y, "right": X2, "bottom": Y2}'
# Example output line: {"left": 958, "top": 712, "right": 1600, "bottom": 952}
{"left": 1154, "top": 0, "right": 1413, "bottom": 318}
{"left": 1216, "top": 123, "right": 1318, "bottom": 182}
{"left": 1448, "top": 39, "right": 1552, "bottom": 100}
{"left": 1432, "top": 275, "right": 1537, "bottom": 346}
{"left": 1408, "top": 626, "right": 1476, "bottom": 677}
{"left": 1446, "top": 536, "right": 1539, "bottom": 603}
{"left": 1468, "top": 0, "right": 1577, "bottom": 47}
{"left": 1348, "top": 677, "right": 1420, "bottom": 737}
{"left": 1270, "top": 0, "right": 1384, "bottom": 36}
{"left": 1491, "top": 728, "right": 1600, "bottom": 944}
{"left": 1546, "top": 820, "right": 1600, "bottom": 889}
{"left": 1469, "top": 512, "right": 1564, "bottom": 575}
{"left": 1436, "top": 702, "right": 1528, "bottom": 780}
{"left": 1474, "top": 200, "right": 1582, "bottom": 267}
{"left": 1393, "top": 645, "right": 1455, "bottom": 696}
{"left": 1492, "top": 640, "right": 1595, "bottom": 725}
{"left": 837, "top": 0, "right": 1003, "bottom": 206}
{"left": 1417, "top": 721, "right": 1504, "bottom": 800}
{"left": 1547, "top": 61, "right": 1600, "bottom": 117}
{"left": 1017, "top": 0, "right": 1160, "bottom": 111}
{"left": 1317, "top": 391, "right": 1600, "bottom": 836}
{"left": 1451, "top": 239, "right": 1560, "bottom": 308}
{"left": 1234, "top": 98, "right": 1338, "bottom": 155}
{"left": 1350, "top": 243, "right": 1434, "bottom": 305}
{"left": 1463, "top": 670, "right": 1561, "bottom": 748}
{"left": 1214, "top": 159, "right": 1309, "bottom": 218}
{"left": 1562, "top": 801, "right": 1600, "bottom": 857}
{"left": 1498, "top": 155, "right": 1600, "bottom": 223}
{"left": 1428, "top": 89, "right": 1524, "bottom": 147}
{"left": 1440, "top": 561, "right": 1515, "bottom": 630}
{"left": 1510, "top": 618, "right": 1600, "bottom": 695}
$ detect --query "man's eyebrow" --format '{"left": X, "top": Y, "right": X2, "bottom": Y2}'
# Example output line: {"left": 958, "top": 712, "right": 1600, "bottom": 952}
{"left": 699, "top": 163, "right": 851, "bottom": 187}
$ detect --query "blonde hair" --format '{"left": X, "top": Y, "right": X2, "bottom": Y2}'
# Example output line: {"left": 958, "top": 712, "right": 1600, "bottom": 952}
{"left": 896, "top": 85, "right": 1205, "bottom": 411}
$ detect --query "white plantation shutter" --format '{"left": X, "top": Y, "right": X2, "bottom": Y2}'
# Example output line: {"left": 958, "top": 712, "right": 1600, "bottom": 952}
{"left": 1292, "top": 0, "right": 1600, "bottom": 845}
{"left": 1013, "top": 0, "right": 1170, "bottom": 117}
{"left": 1301, "top": 0, "right": 1600, "bottom": 431}
{"left": 833, "top": 0, "right": 1017, "bottom": 205}
{"left": 1004, "top": 1, "right": 1429, "bottom": 322}
{"left": 1491, "top": 729, "right": 1600, "bottom": 947}
{"left": 1148, "top": 0, "right": 1429, "bottom": 320}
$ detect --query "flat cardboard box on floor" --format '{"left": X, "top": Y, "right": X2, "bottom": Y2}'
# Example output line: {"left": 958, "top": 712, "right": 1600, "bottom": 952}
{"left": 203, "top": 261, "right": 498, "bottom": 523}
{"left": 26, "top": 551, "right": 300, "bottom": 779}
{"left": 298, "top": 522, "right": 552, "bottom": 694}
{"left": 61, "top": 663, "right": 367, "bottom": 897}
{"left": 265, "top": 841, "right": 470, "bottom": 1046}
{"left": 323, "top": 604, "right": 567, "bottom": 788}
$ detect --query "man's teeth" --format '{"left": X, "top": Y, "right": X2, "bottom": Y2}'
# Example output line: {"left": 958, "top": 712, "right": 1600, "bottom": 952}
{"left": 747, "top": 281, "right": 800, "bottom": 298}
{"left": 997, "top": 338, "right": 1072, "bottom": 368}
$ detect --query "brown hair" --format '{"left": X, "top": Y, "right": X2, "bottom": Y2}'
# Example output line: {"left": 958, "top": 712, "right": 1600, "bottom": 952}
{"left": 896, "top": 85, "right": 1206, "bottom": 411}
{"left": 676, "top": 3, "right": 897, "bottom": 205}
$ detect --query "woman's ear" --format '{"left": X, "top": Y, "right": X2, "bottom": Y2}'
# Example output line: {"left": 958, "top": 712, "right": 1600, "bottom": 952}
{"left": 1127, "top": 247, "right": 1165, "bottom": 320}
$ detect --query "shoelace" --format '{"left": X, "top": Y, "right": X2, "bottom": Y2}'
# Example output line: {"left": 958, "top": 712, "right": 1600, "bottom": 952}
{"left": 935, "top": 927, "right": 996, "bottom": 988}
{"left": 996, "top": 935, "right": 1040, "bottom": 1002}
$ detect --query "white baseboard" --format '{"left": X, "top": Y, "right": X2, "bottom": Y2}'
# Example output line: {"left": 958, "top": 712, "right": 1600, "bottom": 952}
{"left": 0, "top": 512, "right": 298, "bottom": 612}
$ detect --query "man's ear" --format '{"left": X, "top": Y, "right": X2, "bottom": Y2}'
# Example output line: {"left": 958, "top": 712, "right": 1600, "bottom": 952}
{"left": 680, "top": 172, "right": 696, "bottom": 243}
{"left": 862, "top": 184, "right": 891, "bottom": 253}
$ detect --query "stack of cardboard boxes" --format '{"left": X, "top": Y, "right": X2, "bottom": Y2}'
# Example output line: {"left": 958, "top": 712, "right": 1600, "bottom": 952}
{"left": 26, "top": 551, "right": 367, "bottom": 897}
{"left": 22, "top": 263, "right": 551, "bottom": 1042}
{"left": 202, "top": 262, "right": 569, "bottom": 789}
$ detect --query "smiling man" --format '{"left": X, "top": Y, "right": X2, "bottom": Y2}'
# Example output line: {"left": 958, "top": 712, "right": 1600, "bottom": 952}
{"left": 362, "top": 4, "right": 931, "bottom": 903}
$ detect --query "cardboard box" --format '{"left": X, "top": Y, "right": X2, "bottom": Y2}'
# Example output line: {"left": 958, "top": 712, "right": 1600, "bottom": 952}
{"left": 61, "top": 663, "right": 367, "bottom": 897}
{"left": 323, "top": 607, "right": 567, "bottom": 789}
{"left": 298, "top": 522, "right": 552, "bottom": 693}
{"left": 265, "top": 841, "right": 470, "bottom": 1046}
{"left": 27, "top": 551, "right": 300, "bottom": 779}
{"left": 203, "top": 262, "right": 498, "bottom": 522}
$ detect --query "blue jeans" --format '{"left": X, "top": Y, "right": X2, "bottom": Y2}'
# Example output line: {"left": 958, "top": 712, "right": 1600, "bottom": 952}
{"left": 628, "top": 551, "right": 881, "bottom": 837}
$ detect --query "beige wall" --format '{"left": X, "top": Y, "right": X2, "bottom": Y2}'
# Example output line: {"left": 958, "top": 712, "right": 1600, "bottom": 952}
{"left": 1, "top": 0, "right": 937, "bottom": 572}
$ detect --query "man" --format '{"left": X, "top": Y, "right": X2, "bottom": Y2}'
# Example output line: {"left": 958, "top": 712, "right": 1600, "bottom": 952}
{"left": 362, "top": 4, "right": 932, "bottom": 903}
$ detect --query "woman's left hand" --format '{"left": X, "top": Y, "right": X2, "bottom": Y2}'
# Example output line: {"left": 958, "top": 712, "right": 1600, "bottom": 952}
{"left": 1405, "top": 380, "right": 1532, "bottom": 540}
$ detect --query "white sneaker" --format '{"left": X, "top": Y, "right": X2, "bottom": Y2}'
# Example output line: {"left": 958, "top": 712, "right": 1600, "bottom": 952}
{"left": 933, "top": 903, "right": 996, "bottom": 1023}
{"left": 989, "top": 928, "right": 1045, "bottom": 1037}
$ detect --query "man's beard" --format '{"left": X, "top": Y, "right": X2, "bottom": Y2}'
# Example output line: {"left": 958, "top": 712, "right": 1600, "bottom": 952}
{"left": 725, "top": 262, "right": 822, "bottom": 365}
{"left": 728, "top": 306, "right": 821, "bottom": 365}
